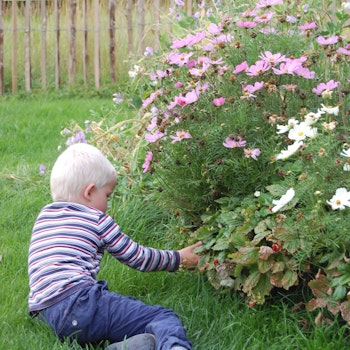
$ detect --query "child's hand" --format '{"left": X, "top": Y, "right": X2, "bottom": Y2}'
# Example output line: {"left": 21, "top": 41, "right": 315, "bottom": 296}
{"left": 179, "top": 241, "right": 202, "bottom": 269}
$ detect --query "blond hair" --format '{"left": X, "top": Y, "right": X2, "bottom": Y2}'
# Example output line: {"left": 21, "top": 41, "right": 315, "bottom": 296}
{"left": 50, "top": 143, "right": 116, "bottom": 202}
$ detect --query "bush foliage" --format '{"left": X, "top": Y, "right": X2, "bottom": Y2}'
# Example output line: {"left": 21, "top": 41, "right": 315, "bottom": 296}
{"left": 66, "top": 0, "right": 350, "bottom": 324}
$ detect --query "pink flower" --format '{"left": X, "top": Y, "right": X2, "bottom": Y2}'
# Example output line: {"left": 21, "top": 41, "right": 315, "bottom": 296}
{"left": 317, "top": 35, "right": 339, "bottom": 45}
{"left": 189, "top": 62, "right": 210, "bottom": 77}
{"left": 242, "top": 81, "right": 264, "bottom": 93}
{"left": 337, "top": 47, "right": 350, "bottom": 56}
{"left": 298, "top": 22, "right": 317, "bottom": 31}
{"left": 171, "top": 31, "right": 206, "bottom": 49}
{"left": 142, "top": 151, "right": 153, "bottom": 173}
{"left": 145, "top": 129, "right": 165, "bottom": 143}
{"left": 259, "top": 51, "right": 286, "bottom": 66}
{"left": 254, "top": 11, "right": 274, "bottom": 23}
{"left": 246, "top": 60, "right": 270, "bottom": 76}
{"left": 272, "top": 59, "right": 302, "bottom": 75}
{"left": 244, "top": 148, "right": 261, "bottom": 160}
{"left": 208, "top": 22, "right": 222, "bottom": 34}
{"left": 211, "top": 34, "right": 233, "bottom": 44}
{"left": 233, "top": 61, "right": 249, "bottom": 74}
{"left": 240, "top": 8, "right": 259, "bottom": 17}
{"left": 195, "top": 82, "right": 210, "bottom": 94}
{"left": 256, "top": 0, "right": 283, "bottom": 8}
{"left": 236, "top": 21, "right": 257, "bottom": 29}
{"left": 146, "top": 117, "right": 158, "bottom": 131}
{"left": 174, "top": 81, "right": 183, "bottom": 88}
{"left": 186, "top": 59, "right": 197, "bottom": 68}
{"left": 155, "top": 69, "right": 172, "bottom": 78}
{"left": 295, "top": 67, "right": 315, "bottom": 79}
{"left": 167, "top": 52, "right": 194, "bottom": 66}
{"left": 213, "top": 97, "right": 225, "bottom": 106}
{"left": 170, "top": 130, "right": 192, "bottom": 143}
{"left": 142, "top": 90, "right": 163, "bottom": 109}
{"left": 168, "top": 90, "right": 199, "bottom": 110}
{"left": 223, "top": 136, "right": 247, "bottom": 148}
{"left": 312, "top": 80, "right": 339, "bottom": 95}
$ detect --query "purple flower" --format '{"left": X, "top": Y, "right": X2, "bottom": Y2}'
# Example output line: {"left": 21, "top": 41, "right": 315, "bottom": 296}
{"left": 144, "top": 46, "right": 154, "bottom": 56}
{"left": 113, "top": 93, "right": 123, "bottom": 104}
{"left": 39, "top": 164, "right": 46, "bottom": 176}
{"left": 223, "top": 136, "right": 247, "bottom": 148}
{"left": 66, "top": 131, "right": 87, "bottom": 146}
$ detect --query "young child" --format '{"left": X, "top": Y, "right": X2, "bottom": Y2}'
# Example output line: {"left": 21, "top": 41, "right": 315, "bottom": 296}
{"left": 28, "top": 143, "right": 202, "bottom": 350}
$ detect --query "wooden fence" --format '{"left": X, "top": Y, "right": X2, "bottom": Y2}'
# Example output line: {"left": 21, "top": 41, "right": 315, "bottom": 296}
{"left": 0, "top": 0, "right": 195, "bottom": 94}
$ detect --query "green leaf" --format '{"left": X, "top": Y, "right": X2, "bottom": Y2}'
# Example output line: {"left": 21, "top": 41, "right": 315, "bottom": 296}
{"left": 254, "top": 220, "right": 268, "bottom": 234}
{"left": 252, "top": 231, "right": 270, "bottom": 245}
{"left": 266, "top": 184, "right": 288, "bottom": 196}
{"left": 230, "top": 232, "right": 247, "bottom": 248}
{"left": 258, "top": 259, "right": 273, "bottom": 273}
{"left": 333, "top": 285, "right": 347, "bottom": 301}
{"left": 212, "top": 238, "right": 230, "bottom": 251}
{"left": 228, "top": 247, "right": 259, "bottom": 265}
{"left": 272, "top": 261, "right": 285, "bottom": 273}
{"left": 243, "top": 269, "right": 261, "bottom": 294}
{"left": 281, "top": 270, "right": 299, "bottom": 290}
{"left": 253, "top": 272, "right": 273, "bottom": 297}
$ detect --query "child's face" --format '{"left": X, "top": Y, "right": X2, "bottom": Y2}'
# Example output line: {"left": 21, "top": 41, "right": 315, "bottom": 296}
{"left": 89, "top": 177, "right": 116, "bottom": 212}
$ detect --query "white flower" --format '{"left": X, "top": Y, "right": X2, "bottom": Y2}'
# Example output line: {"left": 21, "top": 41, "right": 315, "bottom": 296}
{"left": 276, "top": 118, "right": 299, "bottom": 134}
{"left": 327, "top": 188, "right": 350, "bottom": 210}
{"left": 271, "top": 188, "right": 295, "bottom": 213}
{"left": 343, "top": 164, "right": 350, "bottom": 171}
{"left": 341, "top": 148, "right": 350, "bottom": 157}
{"left": 322, "top": 121, "right": 337, "bottom": 131}
{"left": 304, "top": 110, "right": 324, "bottom": 125}
{"left": 288, "top": 122, "right": 317, "bottom": 141}
{"left": 320, "top": 104, "right": 339, "bottom": 116}
{"left": 275, "top": 140, "right": 303, "bottom": 160}
{"left": 342, "top": 1, "right": 350, "bottom": 11}
{"left": 254, "top": 191, "right": 261, "bottom": 197}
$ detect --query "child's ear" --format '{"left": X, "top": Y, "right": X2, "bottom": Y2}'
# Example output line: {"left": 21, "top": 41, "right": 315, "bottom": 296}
{"left": 83, "top": 183, "right": 96, "bottom": 201}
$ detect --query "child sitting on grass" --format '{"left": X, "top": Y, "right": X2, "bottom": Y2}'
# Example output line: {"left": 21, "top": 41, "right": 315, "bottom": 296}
{"left": 28, "top": 143, "right": 201, "bottom": 350}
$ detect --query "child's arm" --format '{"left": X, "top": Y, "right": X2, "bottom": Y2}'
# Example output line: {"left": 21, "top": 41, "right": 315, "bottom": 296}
{"left": 178, "top": 241, "right": 202, "bottom": 269}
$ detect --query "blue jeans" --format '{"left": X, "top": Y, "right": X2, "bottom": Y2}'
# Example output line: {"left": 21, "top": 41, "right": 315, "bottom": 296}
{"left": 38, "top": 280, "right": 191, "bottom": 350}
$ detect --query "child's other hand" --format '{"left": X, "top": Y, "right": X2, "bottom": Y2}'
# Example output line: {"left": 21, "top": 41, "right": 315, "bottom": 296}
{"left": 179, "top": 241, "right": 202, "bottom": 269}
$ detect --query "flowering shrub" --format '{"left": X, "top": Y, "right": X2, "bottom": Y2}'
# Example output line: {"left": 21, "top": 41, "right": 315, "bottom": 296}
{"left": 61, "top": 0, "right": 350, "bottom": 323}
{"left": 124, "top": 0, "right": 350, "bottom": 323}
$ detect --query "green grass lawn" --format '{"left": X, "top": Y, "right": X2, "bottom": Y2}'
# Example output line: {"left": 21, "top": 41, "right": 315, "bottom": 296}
{"left": 1, "top": 92, "right": 349, "bottom": 350}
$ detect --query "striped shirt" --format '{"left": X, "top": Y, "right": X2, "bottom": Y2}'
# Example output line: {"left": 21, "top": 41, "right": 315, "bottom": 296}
{"left": 28, "top": 201, "right": 181, "bottom": 313}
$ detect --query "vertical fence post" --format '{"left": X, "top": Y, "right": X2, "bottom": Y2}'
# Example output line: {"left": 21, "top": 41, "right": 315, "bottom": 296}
{"left": 41, "top": 0, "right": 47, "bottom": 89}
{"left": 153, "top": 0, "right": 160, "bottom": 52}
{"left": 94, "top": 0, "right": 100, "bottom": 88}
{"left": 185, "top": 0, "right": 193, "bottom": 16}
{"left": 0, "top": 0, "right": 4, "bottom": 95}
{"left": 137, "top": 0, "right": 145, "bottom": 55}
{"left": 54, "top": 0, "right": 60, "bottom": 88}
{"left": 24, "top": 0, "right": 31, "bottom": 91}
{"left": 125, "top": 0, "right": 134, "bottom": 55}
{"left": 12, "top": 0, "right": 18, "bottom": 93}
{"left": 83, "top": 0, "right": 89, "bottom": 85}
{"left": 109, "top": 0, "right": 116, "bottom": 83}
{"left": 68, "top": 0, "right": 77, "bottom": 86}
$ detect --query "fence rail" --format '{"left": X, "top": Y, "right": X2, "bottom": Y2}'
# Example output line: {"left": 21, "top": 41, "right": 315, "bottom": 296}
{"left": 0, "top": 0, "right": 195, "bottom": 94}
